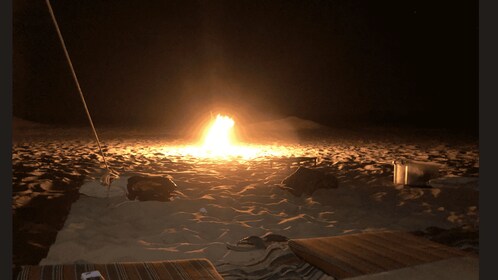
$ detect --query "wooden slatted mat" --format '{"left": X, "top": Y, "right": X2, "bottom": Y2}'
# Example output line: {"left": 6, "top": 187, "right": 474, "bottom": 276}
{"left": 288, "top": 231, "right": 471, "bottom": 279}
{"left": 16, "top": 258, "right": 224, "bottom": 280}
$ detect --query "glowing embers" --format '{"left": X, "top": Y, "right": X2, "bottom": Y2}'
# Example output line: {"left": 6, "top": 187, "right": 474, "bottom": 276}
{"left": 159, "top": 143, "right": 293, "bottom": 161}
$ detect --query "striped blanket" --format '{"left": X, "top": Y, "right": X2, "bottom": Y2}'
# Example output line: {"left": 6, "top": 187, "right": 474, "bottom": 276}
{"left": 16, "top": 258, "right": 223, "bottom": 280}
{"left": 216, "top": 243, "right": 335, "bottom": 280}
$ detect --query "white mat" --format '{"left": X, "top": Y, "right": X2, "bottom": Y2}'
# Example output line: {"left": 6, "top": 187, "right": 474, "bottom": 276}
{"left": 79, "top": 176, "right": 130, "bottom": 198}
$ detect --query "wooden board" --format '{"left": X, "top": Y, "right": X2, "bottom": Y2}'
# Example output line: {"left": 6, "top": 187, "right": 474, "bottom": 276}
{"left": 289, "top": 231, "right": 470, "bottom": 279}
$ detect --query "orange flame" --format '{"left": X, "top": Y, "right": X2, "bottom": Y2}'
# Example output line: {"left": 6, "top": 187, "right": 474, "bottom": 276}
{"left": 155, "top": 113, "right": 299, "bottom": 161}
{"left": 202, "top": 114, "right": 236, "bottom": 152}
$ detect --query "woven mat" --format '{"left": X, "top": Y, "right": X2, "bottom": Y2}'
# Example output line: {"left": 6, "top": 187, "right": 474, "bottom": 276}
{"left": 17, "top": 258, "right": 223, "bottom": 280}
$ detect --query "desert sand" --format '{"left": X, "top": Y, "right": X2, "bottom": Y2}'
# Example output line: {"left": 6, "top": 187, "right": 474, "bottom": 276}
{"left": 12, "top": 117, "right": 479, "bottom": 277}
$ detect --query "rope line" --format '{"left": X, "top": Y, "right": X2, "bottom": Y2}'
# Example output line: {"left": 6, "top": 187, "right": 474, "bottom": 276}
{"left": 45, "top": 0, "right": 110, "bottom": 171}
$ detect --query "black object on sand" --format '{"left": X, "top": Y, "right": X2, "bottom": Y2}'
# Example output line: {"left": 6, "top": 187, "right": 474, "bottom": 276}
{"left": 226, "top": 233, "right": 289, "bottom": 251}
{"left": 126, "top": 176, "right": 177, "bottom": 202}
{"left": 281, "top": 167, "right": 338, "bottom": 196}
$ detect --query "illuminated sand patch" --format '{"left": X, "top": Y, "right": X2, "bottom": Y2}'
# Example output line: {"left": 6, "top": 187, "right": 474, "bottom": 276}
{"left": 12, "top": 118, "right": 479, "bottom": 268}
{"left": 157, "top": 143, "right": 298, "bottom": 161}
{"left": 12, "top": 127, "right": 479, "bottom": 268}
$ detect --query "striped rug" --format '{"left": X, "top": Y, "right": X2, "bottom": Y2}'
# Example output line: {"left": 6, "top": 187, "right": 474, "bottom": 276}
{"left": 289, "top": 231, "right": 473, "bottom": 279}
{"left": 16, "top": 258, "right": 223, "bottom": 280}
{"left": 217, "top": 243, "right": 335, "bottom": 280}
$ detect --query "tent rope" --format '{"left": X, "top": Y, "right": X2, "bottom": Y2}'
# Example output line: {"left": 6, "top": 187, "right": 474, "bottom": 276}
{"left": 45, "top": 0, "right": 114, "bottom": 179}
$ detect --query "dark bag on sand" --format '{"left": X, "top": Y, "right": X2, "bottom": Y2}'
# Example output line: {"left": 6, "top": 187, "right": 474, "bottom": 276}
{"left": 127, "top": 176, "right": 177, "bottom": 202}
{"left": 281, "top": 167, "right": 338, "bottom": 196}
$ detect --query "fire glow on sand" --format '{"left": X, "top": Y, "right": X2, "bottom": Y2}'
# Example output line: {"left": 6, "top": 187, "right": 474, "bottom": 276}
{"left": 156, "top": 114, "right": 301, "bottom": 161}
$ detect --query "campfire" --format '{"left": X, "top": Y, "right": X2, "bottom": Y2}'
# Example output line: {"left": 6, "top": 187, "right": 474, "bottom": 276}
{"left": 201, "top": 114, "right": 237, "bottom": 156}
{"left": 155, "top": 113, "right": 308, "bottom": 161}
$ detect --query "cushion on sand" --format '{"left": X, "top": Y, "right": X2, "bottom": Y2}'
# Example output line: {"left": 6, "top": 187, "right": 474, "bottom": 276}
{"left": 288, "top": 231, "right": 471, "bottom": 279}
{"left": 16, "top": 258, "right": 223, "bottom": 280}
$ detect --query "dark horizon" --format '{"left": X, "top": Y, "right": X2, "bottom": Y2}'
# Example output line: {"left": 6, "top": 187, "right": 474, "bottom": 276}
{"left": 13, "top": 0, "right": 478, "bottom": 132}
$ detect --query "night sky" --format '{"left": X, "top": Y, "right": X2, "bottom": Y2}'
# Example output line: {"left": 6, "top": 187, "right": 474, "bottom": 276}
{"left": 13, "top": 0, "right": 478, "bottom": 130}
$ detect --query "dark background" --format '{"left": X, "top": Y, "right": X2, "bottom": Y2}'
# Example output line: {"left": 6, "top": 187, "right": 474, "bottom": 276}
{"left": 13, "top": 0, "right": 478, "bottom": 131}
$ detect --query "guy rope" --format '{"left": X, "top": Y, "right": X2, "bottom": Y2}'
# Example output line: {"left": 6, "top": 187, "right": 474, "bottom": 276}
{"left": 45, "top": 0, "right": 118, "bottom": 189}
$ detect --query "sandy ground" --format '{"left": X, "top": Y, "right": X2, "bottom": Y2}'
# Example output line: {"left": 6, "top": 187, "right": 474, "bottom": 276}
{"left": 12, "top": 118, "right": 479, "bottom": 275}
